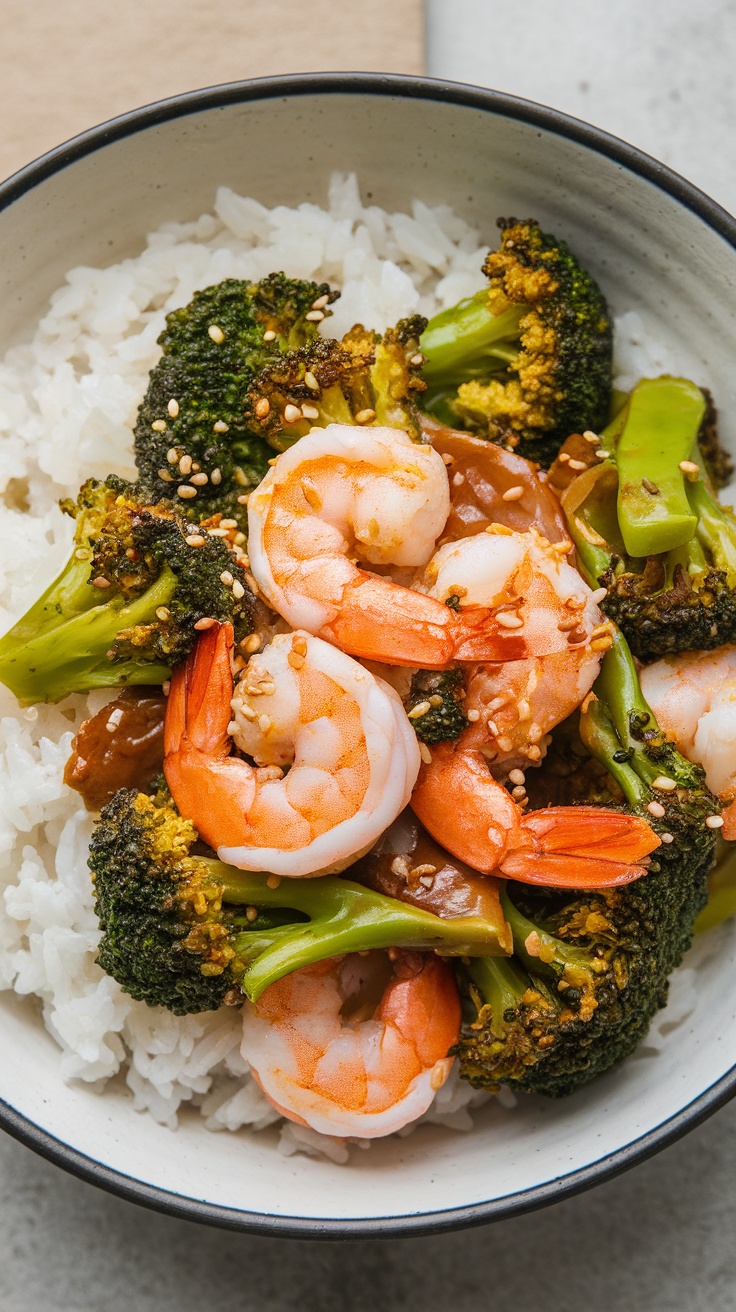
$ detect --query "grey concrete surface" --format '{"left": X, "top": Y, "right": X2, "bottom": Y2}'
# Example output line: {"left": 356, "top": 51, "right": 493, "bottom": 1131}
{"left": 4, "top": 2, "right": 736, "bottom": 1308}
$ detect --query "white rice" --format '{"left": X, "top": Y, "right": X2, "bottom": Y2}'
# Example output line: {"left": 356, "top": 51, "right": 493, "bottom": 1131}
{"left": 0, "top": 174, "right": 716, "bottom": 1162}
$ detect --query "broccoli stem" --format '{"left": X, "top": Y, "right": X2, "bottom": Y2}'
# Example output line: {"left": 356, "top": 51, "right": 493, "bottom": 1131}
{"left": 687, "top": 464, "right": 736, "bottom": 582}
{"left": 580, "top": 630, "right": 665, "bottom": 798}
{"left": 695, "top": 842, "right": 736, "bottom": 933}
{"left": 206, "top": 863, "right": 510, "bottom": 1001}
{"left": 0, "top": 561, "right": 177, "bottom": 703}
{"left": 419, "top": 293, "right": 526, "bottom": 392}
{"left": 499, "top": 886, "right": 598, "bottom": 982}
{"left": 468, "top": 954, "right": 529, "bottom": 1038}
{"left": 615, "top": 378, "right": 704, "bottom": 556}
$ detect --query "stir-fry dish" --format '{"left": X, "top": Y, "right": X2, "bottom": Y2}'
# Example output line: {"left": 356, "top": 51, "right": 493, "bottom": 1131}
{"left": 4, "top": 210, "right": 736, "bottom": 1143}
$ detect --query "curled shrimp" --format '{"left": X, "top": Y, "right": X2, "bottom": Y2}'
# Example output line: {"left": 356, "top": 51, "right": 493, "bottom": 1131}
{"left": 247, "top": 424, "right": 573, "bottom": 668}
{"left": 163, "top": 622, "right": 419, "bottom": 877}
{"left": 241, "top": 949, "right": 461, "bottom": 1138}
{"left": 410, "top": 741, "right": 660, "bottom": 887}
{"left": 641, "top": 646, "right": 736, "bottom": 837}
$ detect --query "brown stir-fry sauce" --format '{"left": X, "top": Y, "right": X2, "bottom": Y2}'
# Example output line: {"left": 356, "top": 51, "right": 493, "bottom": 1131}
{"left": 64, "top": 688, "right": 167, "bottom": 811}
{"left": 421, "top": 414, "right": 568, "bottom": 543}
{"left": 351, "top": 811, "right": 512, "bottom": 953}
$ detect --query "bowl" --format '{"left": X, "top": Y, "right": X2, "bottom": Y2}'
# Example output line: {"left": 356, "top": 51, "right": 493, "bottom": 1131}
{"left": 1, "top": 72, "right": 736, "bottom": 1238}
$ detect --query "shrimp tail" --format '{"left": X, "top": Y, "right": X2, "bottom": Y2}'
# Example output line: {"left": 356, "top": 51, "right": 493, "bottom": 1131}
{"left": 164, "top": 622, "right": 257, "bottom": 850}
{"left": 410, "top": 743, "right": 660, "bottom": 888}
{"left": 164, "top": 621, "right": 234, "bottom": 760}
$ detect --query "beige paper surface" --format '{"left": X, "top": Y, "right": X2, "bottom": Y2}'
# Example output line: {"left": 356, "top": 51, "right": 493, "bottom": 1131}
{"left": 0, "top": 0, "right": 424, "bottom": 182}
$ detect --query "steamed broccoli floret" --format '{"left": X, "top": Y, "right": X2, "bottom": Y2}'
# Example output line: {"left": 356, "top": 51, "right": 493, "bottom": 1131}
{"left": 404, "top": 668, "right": 468, "bottom": 744}
{"left": 456, "top": 632, "right": 718, "bottom": 1098}
{"left": 563, "top": 377, "right": 736, "bottom": 661}
{"left": 242, "top": 316, "right": 427, "bottom": 447}
{"left": 419, "top": 218, "right": 612, "bottom": 465}
{"left": 134, "top": 274, "right": 338, "bottom": 524}
{"left": 0, "top": 478, "right": 254, "bottom": 704}
{"left": 89, "top": 786, "right": 514, "bottom": 1015}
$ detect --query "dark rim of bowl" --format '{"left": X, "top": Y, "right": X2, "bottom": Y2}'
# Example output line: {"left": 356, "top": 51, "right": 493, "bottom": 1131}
{"left": 1, "top": 71, "right": 735, "bottom": 1240}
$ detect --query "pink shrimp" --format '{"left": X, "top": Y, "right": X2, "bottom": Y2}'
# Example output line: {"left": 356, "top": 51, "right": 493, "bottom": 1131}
{"left": 241, "top": 950, "right": 461, "bottom": 1138}
{"left": 410, "top": 741, "right": 661, "bottom": 888}
{"left": 163, "top": 622, "right": 419, "bottom": 877}
{"left": 247, "top": 424, "right": 583, "bottom": 668}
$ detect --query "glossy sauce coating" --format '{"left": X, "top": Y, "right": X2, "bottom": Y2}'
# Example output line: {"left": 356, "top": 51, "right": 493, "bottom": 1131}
{"left": 64, "top": 688, "right": 166, "bottom": 811}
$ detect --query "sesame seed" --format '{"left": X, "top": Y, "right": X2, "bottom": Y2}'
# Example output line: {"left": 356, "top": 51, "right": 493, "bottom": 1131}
{"left": 419, "top": 875, "right": 435, "bottom": 888}
{"left": 213, "top": 420, "right": 229, "bottom": 433}
{"left": 263, "top": 329, "right": 277, "bottom": 342}
{"left": 652, "top": 776, "right": 677, "bottom": 791}
{"left": 194, "top": 617, "right": 216, "bottom": 631}
{"left": 260, "top": 681, "right": 276, "bottom": 696}
{"left": 179, "top": 454, "right": 193, "bottom": 475}
{"left": 245, "top": 906, "right": 258, "bottom": 922}
{"left": 679, "top": 459, "right": 700, "bottom": 481}
{"left": 75, "top": 548, "right": 91, "bottom": 560}
{"left": 167, "top": 398, "right": 179, "bottom": 418}
{"left": 158, "top": 468, "right": 174, "bottom": 482}
{"left": 208, "top": 324, "right": 225, "bottom": 343}
{"left": 590, "top": 587, "right": 608, "bottom": 604}
{"left": 301, "top": 403, "right": 320, "bottom": 421}
{"left": 527, "top": 745, "right": 541, "bottom": 761}
{"left": 220, "top": 570, "right": 234, "bottom": 586}
{"left": 356, "top": 408, "right": 376, "bottom": 425}
{"left": 590, "top": 622, "right": 613, "bottom": 640}
{"left": 496, "top": 735, "right": 513, "bottom": 752}
{"left": 162, "top": 680, "right": 171, "bottom": 696}
{"left": 509, "top": 768, "right": 526, "bottom": 785}
{"left": 240, "top": 634, "right": 260, "bottom": 654}
{"left": 558, "top": 451, "right": 571, "bottom": 463}
{"left": 155, "top": 606, "right": 171, "bottom": 621}
{"left": 167, "top": 448, "right": 178, "bottom": 463}
{"left": 220, "top": 518, "right": 238, "bottom": 528}
{"left": 429, "top": 694, "right": 444, "bottom": 707}
{"left": 558, "top": 616, "right": 579, "bottom": 632}
{"left": 311, "top": 293, "right": 330, "bottom": 310}
{"left": 266, "top": 874, "right": 281, "bottom": 889}
{"left": 391, "top": 856, "right": 411, "bottom": 878}
{"left": 408, "top": 700, "right": 431, "bottom": 719}
{"left": 488, "top": 696, "right": 508, "bottom": 712}
{"left": 517, "top": 699, "right": 531, "bottom": 721}
{"left": 210, "top": 468, "right": 223, "bottom": 487}
{"left": 525, "top": 931, "right": 542, "bottom": 956}
{"left": 232, "top": 580, "right": 245, "bottom": 600}
{"left": 288, "top": 651, "right": 305, "bottom": 670}
{"left": 185, "top": 534, "right": 205, "bottom": 547}
{"left": 151, "top": 419, "right": 167, "bottom": 432}
{"left": 304, "top": 371, "right": 320, "bottom": 391}
{"left": 410, "top": 353, "right": 424, "bottom": 366}
{"left": 647, "top": 800, "right": 666, "bottom": 818}
{"left": 305, "top": 309, "right": 325, "bottom": 322}
{"left": 190, "top": 472, "right": 208, "bottom": 485}
{"left": 706, "top": 815, "right": 725, "bottom": 829}
{"left": 419, "top": 743, "right": 433, "bottom": 765}
{"left": 496, "top": 612, "right": 523, "bottom": 629}
{"left": 178, "top": 485, "right": 197, "bottom": 499}
{"left": 92, "top": 577, "right": 111, "bottom": 589}
{"left": 583, "top": 430, "right": 599, "bottom": 444}
{"left": 642, "top": 477, "right": 659, "bottom": 495}
{"left": 502, "top": 485, "right": 524, "bottom": 501}
{"left": 239, "top": 703, "right": 257, "bottom": 721}
{"left": 442, "top": 453, "right": 455, "bottom": 465}
{"left": 590, "top": 636, "right": 614, "bottom": 652}
{"left": 512, "top": 785, "right": 527, "bottom": 799}
{"left": 568, "top": 458, "right": 587, "bottom": 472}
{"left": 660, "top": 832, "right": 675, "bottom": 844}
{"left": 467, "top": 708, "right": 480, "bottom": 722}
{"left": 452, "top": 472, "right": 465, "bottom": 487}
{"left": 596, "top": 449, "right": 610, "bottom": 460}
{"left": 292, "top": 635, "right": 308, "bottom": 656}
{"left": 258, "top": 714, "right": 271, "bottom": 733}
{"left": 284, "top": 403, "right": 302, "bottom": 424}
{"left": 486, "top": 719, "right": 499, "bottom": 736}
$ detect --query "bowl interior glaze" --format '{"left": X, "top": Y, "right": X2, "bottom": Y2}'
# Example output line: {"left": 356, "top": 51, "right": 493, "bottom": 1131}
{"left": 1, "top": 77, "right": 736, "bottom": 1236}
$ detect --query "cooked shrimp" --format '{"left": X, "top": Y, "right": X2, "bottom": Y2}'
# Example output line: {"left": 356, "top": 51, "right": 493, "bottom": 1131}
{"left": 247, "top": 424, "right": 573, "bottom": 668}
{"left": 410, "top": 741, "right": 660, "bottom": 887}
{"left": 241, "top": 950, "right": 461, "bottom": 1137}
{"left": 164, "top": 622, "right": 420, "bottom": 877}
{"left": 641, "top": 646, "right": 736, "bottom": 837}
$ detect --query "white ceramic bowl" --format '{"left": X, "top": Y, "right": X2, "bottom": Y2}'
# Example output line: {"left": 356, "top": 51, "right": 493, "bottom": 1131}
{"left": 2, "top": 73, "right": 736, "bottom": 1237}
